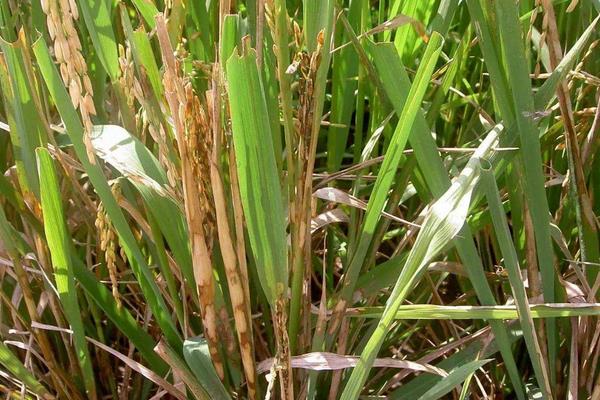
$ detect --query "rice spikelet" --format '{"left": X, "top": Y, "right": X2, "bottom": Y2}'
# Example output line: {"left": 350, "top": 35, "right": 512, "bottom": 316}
{"left": 42, "top": 0, "right": 97, "bottom": 163}
{"left": 94, "top": 183, "right": 125, "bottom": 308}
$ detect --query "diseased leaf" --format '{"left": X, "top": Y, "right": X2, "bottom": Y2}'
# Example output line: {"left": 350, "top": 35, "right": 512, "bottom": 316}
{"left": 257, "top": 352, "right": 447, "bottom": 376}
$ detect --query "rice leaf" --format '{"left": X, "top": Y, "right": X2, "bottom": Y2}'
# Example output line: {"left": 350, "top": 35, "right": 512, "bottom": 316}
{"left": 0, "top": 341, "right": 51, "bottom": 399}
{"left": 226, "top": 47, "right": 288, "bottom": 305}
{"left": 154, "top": 341, "right": 211, "bottom": 400}
{"left": 334, "top": 32, "right": 444, "bottom": 314}
{"left": 390, "top": 327, "right": 522, "bottom": 399}
{"left": 340, "top": 118, "right": 503, "bottom": 400}
{"left": 481, "top": 166, "right": 553, "bottom": 398}
{"left": 36, "top": 147, "right": 97, "bottom": 399}
{"left": 33, "top": 37, "right": 182, "bottom": 350}
{"left": 183, "top": 337, "right": 232, "bottom": 400}
{"left": 0, "top": 34, "right": 45, "bottom": 198}
{"left": 419, "top": 359, "right": 492, "bottom": 400}
{"left": 131, "top": 0, "right": 159, "bottom": 29}
{"left": 351, "top": 303, "right": 600, "bottom": 320}
{"left": 89, "top": 124, "right": 195, "bottom": 297}
{"left": 77, "top": 0, "right": 120, "bottom": 81}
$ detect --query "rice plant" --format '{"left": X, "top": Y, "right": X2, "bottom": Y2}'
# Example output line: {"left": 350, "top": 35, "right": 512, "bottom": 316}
{"left": 0, "top": 0, "right": 599, "bottom": 399}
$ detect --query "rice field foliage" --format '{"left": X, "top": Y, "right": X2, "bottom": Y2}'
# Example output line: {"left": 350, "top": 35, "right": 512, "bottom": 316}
{"left": 0, "top": 0, "right": 599, "bottom": 399}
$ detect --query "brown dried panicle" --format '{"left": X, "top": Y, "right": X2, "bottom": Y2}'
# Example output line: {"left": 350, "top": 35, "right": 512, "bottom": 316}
{"left": 181, "top": 83, "right": 215, "bottom": 244}
{"left": 528, "top": 0, "right": 549, "bottom": 77}
{"left": 274, "top": 297, "right": 293, "bottom": 399}
{"left": 295, "top": 44, "right": 322, "bottom": 157}
{"left": 118, "top": 44, "right": 135, "bottom": 110}
{"left": 264, "top": 0, "right": 276, "bottom": 34}
{"left": 293, "top": 21, "right": 303, "bottom": 49}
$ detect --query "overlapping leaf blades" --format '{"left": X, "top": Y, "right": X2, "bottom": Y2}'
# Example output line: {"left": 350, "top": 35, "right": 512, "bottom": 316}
{"left": 0, "top": 1, "right": 597, "bottom": 399}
